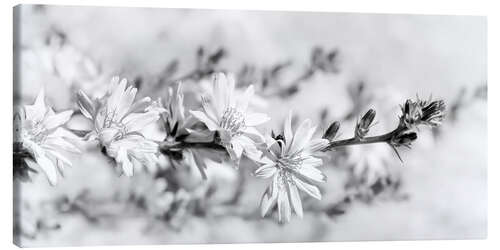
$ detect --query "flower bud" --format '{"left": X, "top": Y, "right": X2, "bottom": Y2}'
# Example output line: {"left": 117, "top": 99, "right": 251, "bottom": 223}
{"left": 77, "top": 90, "right": 95, "bottom": 119}
{"left": 401, "top": 99, "right": 421, "bottom": 127}
{"left": 391, "top": 131, "right": 417, "bottom": 147}
{"left": 323, "top": 121, "right": 340, "bottom": 141}
{"left": 400, "top": 97, "right": 446, "bottom": 128}
{"left": 420, "top": 100, "right": 446, "bottom": 127}
{"left": 355, "top": 109, "right": 376, "bottom": 139}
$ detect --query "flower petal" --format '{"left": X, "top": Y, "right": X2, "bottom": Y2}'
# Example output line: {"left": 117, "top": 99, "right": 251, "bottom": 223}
{"left": 284, "top": 111, "right": 293, "bottom": 147}
{"left": 116, "top": 86, "right": 138, "bottom": 120}
{"left": 287, "top": 182, "right": 303, "bottom": 218}
{"left": 226, "top": 73, "right": 236, "bottom": 108}
{"left": 34, "top": 156, "right": 58, "bottom": 185}
{"left": 25, "top": 89, "right": 47, "bottom": 122}
{"left": 236, "top": 135, "right": 262, "bottom": 161}
{"left": 297, "top": 163, "right": 327, "bottom": 183}
{"left": 189, "top": 110, "right": 219, "bottom": 131}
{"left": 23, "top": 139, "right": 45, "bottom": 159}
{"left": 44, "top": 136, "right": 81, "bottom": 153}
{"left": 34, "top": 88, "right": 46, "bottom": 109}
{"left": 237, "top": 85, "right": 254, "bottom": 112}
{"left": 45, "top": 149, "right": 72, "bottom": 167}
{"left": 305, "top": 138, "right": 329, "bottom": 153}
{"left": 43, "top": 110, "right": 73, "bottom": 130}
{"left": 51, "top": 127, "right": 82, "bottom": 141}
{"left": 116, "top": 147, "right": 133, "bottom": 177}
{"left": 213, "top": 73, "right": 229, "bottom": 113}
{"left": 260, "top": 175, "right": 278, "bottom": 217}
{"left": 301, "top": 156, "right": 323, "bottom": 169}
{"left": 290, "top": 120, "right": 315, "bottom": 154}
{"left": 107, "top": 76, "right": 120, "bottom": 94}
{"left": 128, "top": 97, "right": 152, "bottom": 115}
{"left": 123, "top": 112, "right": 159, "bottom": 132}
{"left": 245, "top": 113, "right": 271, "bottom": 127}
{"left": 173, "top": 82, "right": 185, "bottom": 120}
{"left": 293, "top": 176, "right": 322, "bottom": 200}
{"left": 266, "top": 138, "right": 282, "bottom": 158}
{"left": 242, "top": 126, "right": 265, "bottom": 142}
{"left": 255, "top": 163, "right": 277, "bottom": 178}
{"left": 201, "top": 96, "right": 219, "bottom": 121}
{"left": 107, "top": 77, "right": 127, "bottom": 114}
{"left": 231, "top": 139, "right": 244, "bottom": 160}
{"left": 277, "top": 184, "right": 291, "bottom": 223}
{"left": 77, "top": 90, "right": 95, "bottom": 119}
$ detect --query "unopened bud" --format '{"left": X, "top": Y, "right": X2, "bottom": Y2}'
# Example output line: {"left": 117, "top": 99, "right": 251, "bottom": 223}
{"left": 323, "top": 121, "right": 340, "bottom": 141}
{"left": 77, "top": 90, "right": 95, "bottom": 119}
{"left": 391, "top": 131, "right": 417, "bottom": 147}
{"left": 355, "top": 109, "right": 376, "bottom": 139}
{"left": 401, "top": 99, "right": 421, "bottom": 128}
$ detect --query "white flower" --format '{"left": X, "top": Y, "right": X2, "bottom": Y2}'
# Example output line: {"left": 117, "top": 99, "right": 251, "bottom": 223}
{"left": 198, "top": 78, "right": 269, "bottom": 110}
{"left": 106, "top": 134, "right": 159, "bottom": 177}
{"left": 256, "top": 112, "right": 329, "bottom": 223}
{"left": 15, "top": 89, "right": 80, "bottom": 185}
{"left": 189, "top": 73, "right": 270, "bottom": 164}
{"left": 77, "top": 76, "right": 160, "bottom": 176}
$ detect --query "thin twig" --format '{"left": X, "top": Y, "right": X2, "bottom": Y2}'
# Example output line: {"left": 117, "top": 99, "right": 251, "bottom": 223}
{"left": 323, "top": 126, "right": 405, "bottom": 151}
{"left": 159, "top": 141, "right": 225, "bottom": 153}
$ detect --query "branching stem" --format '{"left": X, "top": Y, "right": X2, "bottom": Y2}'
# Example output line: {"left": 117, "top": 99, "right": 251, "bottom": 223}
{"left": 263, "top": 67, "right": 315, "bottom": 97}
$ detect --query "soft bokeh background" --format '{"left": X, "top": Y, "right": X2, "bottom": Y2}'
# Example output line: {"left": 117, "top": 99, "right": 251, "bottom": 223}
{"left": 14, "top": 5, "right": 486, "bottom": 246}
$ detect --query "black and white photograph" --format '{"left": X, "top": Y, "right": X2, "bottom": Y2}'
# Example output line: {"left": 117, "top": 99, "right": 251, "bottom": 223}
{"left": 12, "top": 4, "right": 487, "bottom": 247}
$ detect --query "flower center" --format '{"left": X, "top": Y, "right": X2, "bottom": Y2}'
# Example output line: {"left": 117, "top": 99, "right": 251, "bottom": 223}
{"left": 100, "top": 108, "right": 120, "bottom": 128}
{"left": 276, "top": 169, "right": 296, "bottom": 188}
{"left": 277, "top": 154, "right": 304, "bottom": 171}
{"left": 97, "top": 108, "right": 129, "bottom": 140}
{"left": 219, "top": 107, "right": 246, "bottom": 136}
{"left": 24, "top": 121, "right": 48, "bottom": 143}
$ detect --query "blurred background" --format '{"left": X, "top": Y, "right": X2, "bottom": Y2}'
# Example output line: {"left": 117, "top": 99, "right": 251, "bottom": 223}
{"left": 14, "top": 5, "right": 486, "bottom": 246}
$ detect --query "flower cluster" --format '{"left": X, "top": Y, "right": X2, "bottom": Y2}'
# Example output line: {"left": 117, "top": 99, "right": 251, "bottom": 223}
{"left": 77, "top": 76, "right": 161, "bottom": 176}
{"left": 14, "top": 71, "right": 446, "bottom": 224}
{"left": 14, "top": 90, "right": 80, "bottom": 185}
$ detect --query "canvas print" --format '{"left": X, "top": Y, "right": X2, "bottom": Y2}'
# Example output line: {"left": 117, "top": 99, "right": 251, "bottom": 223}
{"left": 13, "top": 4, "right": 487, "bottom": 247}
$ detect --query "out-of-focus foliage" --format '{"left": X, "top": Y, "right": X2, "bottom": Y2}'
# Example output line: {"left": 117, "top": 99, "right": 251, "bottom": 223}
{"left": 14, "top": 5, "right": 486, "bottom": 246}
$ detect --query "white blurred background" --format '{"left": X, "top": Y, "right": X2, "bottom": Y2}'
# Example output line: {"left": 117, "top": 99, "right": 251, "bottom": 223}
{"left": 15, "top": 5, "right": 486, "bottom": 246}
